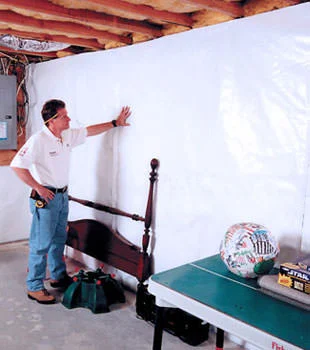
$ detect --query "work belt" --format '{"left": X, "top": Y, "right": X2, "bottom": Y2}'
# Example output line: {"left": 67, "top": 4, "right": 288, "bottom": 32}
{"left": 45, "top": 186, "right": 68, "bottom": 194}
{"left": 30, "top": 186, "right": 68, "bottom": 208}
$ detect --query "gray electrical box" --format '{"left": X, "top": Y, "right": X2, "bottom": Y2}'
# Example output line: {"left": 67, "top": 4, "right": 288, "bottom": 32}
{"left": 0, "top": 75, "right": 17, "bottom": 150}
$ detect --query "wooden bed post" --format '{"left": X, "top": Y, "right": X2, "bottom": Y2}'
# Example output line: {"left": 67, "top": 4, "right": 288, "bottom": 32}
{"left": 136, "top": 158, "right": 159, "bottom": 320}
{"left": 143, "top": 158, "right": 159, "bottom": 254}
{"left": 137, "top": 158, "right": 159, "bottom": 283}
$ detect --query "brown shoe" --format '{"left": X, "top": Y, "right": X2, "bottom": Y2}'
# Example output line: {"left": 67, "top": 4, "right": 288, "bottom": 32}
{"left": 27, "top": 289, "right": 56, "bottom": 304}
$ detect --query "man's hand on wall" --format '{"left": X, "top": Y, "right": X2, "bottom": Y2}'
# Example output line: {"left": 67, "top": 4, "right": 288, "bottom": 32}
{"left": 116, "top": 106, "right": 131, "bottom": 126}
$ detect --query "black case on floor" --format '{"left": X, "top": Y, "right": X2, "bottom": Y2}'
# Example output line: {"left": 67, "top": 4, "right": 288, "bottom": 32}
{"left": 136, "top": 283, "right": 209, "bottom": 346}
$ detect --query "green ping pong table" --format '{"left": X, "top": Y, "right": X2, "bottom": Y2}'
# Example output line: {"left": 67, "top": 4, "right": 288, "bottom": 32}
{"left": 149, "top": 254, "right": 310, "bottom": 350}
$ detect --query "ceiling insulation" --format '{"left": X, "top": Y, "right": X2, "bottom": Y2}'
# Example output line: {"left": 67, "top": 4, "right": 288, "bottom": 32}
{"left": 0, "top": 0, "right": 305, "bottom": 63}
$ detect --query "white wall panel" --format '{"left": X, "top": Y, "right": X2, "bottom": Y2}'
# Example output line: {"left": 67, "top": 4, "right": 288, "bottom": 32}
{"left": 0, "top": 167, "right": 31, "bottom": 243}
{"left": 21, "top": 4, "right": 310, "bottom": 274}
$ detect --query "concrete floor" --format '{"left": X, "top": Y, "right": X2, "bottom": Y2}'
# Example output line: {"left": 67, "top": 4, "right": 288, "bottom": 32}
{"left": 0, "top": 241, "right": 242, "bottom": 350}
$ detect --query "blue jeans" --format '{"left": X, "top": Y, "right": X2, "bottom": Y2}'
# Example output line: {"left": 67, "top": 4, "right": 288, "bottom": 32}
{"left": 27, "top": 192, "right": 69, "bottom": 291}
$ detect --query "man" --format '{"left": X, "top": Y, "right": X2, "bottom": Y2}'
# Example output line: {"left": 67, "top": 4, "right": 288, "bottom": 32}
{"left": 11, "top": 99, "right": 131, "bottom": 304}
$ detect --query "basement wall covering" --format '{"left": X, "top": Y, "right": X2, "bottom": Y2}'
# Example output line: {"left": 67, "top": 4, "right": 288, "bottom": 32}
{"left": 23, "top": 3, "right": 310, "bottom": 267}
{"left": 2, "top": 0, "right": 308, "bottom": 305}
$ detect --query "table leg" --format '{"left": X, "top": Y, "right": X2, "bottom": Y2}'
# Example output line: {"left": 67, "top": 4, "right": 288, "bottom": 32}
{"left": 152, "top": 306, "right": 165, "bottom": 350}
{"left": 216, "top": 328, "right": 224, "bottom": 350}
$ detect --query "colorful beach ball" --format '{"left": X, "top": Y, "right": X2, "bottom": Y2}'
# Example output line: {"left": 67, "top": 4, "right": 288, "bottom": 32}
{"left": 220, "top": 222, "right": 280, "bottom": 278}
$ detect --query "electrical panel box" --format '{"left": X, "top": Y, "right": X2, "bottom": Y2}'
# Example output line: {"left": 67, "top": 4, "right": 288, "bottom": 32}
{"left": 0, "top": 75, "right": 17, "bottom": 150}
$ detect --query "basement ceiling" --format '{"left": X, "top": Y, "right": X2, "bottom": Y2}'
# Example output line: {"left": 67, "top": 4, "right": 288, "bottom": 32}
{"left": 0, "top": 0, "right": 307, "bottom": 63}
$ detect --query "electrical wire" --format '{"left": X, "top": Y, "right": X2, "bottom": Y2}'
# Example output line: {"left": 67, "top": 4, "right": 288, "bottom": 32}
{"left": 16, "top": 76, "right": 25, "bottom": 98}
{"left": 0, "top": 51, "right": 18, "bottom": 62}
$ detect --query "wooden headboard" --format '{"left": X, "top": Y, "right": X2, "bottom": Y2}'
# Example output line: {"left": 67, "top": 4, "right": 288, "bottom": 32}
{"left": 66, "top": 158, "right": 159, "bottom": 284}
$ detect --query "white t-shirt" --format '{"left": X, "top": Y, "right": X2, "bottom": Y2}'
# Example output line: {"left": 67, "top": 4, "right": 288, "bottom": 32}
{"left": 10, "top": 126, "right": 87, "bottom": 188}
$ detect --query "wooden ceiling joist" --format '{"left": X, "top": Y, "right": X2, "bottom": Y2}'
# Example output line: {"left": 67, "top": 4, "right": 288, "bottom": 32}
{"left": 88, "top": 0, "right": 194, "bottom": 27}
{"left": 184, "top": 0, "right": 244, "bottom": 18}
{"left": 0, "top": 28, "right": 105, "bottom": 50}
{"left": 0, "top": 0, "right": 162, "bottom": 38}
{"left": 0, "top": 10, "right": 132, "bottom": 45}
{"left": 0, "top": 0, "right": 302, "bottom": 63}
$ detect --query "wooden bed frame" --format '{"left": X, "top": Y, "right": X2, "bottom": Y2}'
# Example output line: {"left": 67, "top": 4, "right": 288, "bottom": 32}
{"left": 65, "top": 159, "right": 211, "bottom": 344}
{"left": 66, "top": 158, "right": 159, "bottom": 286}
